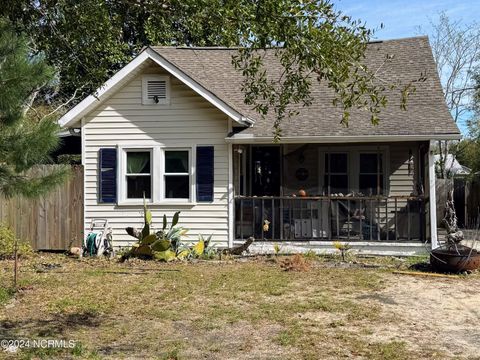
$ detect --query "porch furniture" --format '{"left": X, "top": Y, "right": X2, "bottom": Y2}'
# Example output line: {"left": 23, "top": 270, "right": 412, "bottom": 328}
{"left": 292, "top": 200, "right": 330, "bottom": 239}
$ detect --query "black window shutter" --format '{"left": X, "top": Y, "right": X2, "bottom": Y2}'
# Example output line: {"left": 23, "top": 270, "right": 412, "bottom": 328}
{"left": 99, "top": 148, "right": 117, "bottom": 203}
{"left": 196, "top": 146, "right": 214, "bottom": 202}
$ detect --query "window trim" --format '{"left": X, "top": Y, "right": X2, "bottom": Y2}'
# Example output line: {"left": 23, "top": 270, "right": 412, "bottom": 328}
{"left": 161, "top": 148, "right": 194, "bottom": 203}
{"left": 126, "top": 150, "right": 153, "bottom": 199}
{"left": 142, "top": 74, "right": 170, "bottom": 105}
{"left": 118, "top": 147, "right": 155, "bottom": 204}
{"left": 117, "top": 145, "right": 197, "bottom": 206}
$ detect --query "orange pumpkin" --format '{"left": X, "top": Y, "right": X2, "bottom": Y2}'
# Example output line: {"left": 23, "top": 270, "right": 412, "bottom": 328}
{"left": 298, "top": 189, "right": 307, "bottom": 197}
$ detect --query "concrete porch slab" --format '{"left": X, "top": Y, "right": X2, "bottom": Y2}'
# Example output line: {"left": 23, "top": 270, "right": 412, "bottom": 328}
{"left": 233, "top": 240, "right": 430, "bottom": 257}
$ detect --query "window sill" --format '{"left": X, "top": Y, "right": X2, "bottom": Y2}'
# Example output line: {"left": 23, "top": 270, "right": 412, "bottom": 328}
{"left": 115, "top": 201, "right": 197, "bottom": 207}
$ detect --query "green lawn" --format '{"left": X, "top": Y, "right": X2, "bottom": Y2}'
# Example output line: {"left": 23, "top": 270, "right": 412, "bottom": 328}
{"left": 0, "top": 253, "right": 478, "bottom": 359}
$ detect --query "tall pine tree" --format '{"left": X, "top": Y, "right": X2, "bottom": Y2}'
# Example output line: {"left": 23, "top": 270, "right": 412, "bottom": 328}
{"left": 0, "top": 18, "right": 68, "bottom": 198}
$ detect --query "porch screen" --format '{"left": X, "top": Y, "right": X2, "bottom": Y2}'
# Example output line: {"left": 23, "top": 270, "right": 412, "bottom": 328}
{"left": 99, "top": 148, "right": 117, "bottom": 203}
{"left": 324, "top": 153, "right": 348, "bottom": 194}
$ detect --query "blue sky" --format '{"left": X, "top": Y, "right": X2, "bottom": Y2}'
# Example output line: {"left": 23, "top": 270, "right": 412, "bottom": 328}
{"left": 334, "top": 0, "right": 480, "bottom": 40}
{"left": 334, "top": 0, "right": 480, "bottom": 135}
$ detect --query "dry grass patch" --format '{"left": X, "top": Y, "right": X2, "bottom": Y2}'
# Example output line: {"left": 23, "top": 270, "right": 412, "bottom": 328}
{"left": 0, "top": 253, "right": 478, "bottom": 359}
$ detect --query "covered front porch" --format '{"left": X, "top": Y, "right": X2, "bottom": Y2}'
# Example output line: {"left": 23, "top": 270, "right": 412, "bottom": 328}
{"left": 232, "top": 141, "right": 435, "bottom": 246}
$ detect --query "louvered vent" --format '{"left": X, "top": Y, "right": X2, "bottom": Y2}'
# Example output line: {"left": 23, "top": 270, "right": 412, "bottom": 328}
{"left": 142, "top": 75, "right": 170, "bottom": 104}
{"left": 147, "top": 80, "right": 166, "bottom": 101}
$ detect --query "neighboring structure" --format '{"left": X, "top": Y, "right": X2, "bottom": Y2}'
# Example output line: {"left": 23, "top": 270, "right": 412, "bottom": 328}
{"left": 434, "top": 154, "right": 471, "bottom": 178}
{"left": 53, "top": 129, "right": 81, "bottom": 163}
{"left": 434, "top": 154, "right": 472, "bottom": 229}
{"left": 59, "top": 36, "right": 461, "bottom": 255}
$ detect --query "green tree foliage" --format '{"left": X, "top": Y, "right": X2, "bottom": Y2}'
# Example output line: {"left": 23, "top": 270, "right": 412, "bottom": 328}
{"left": 454, "top": 139, "right": 480, "bottom": 176}
{"left": 0, "top": 18, "right": 69, "bottom": 197}
{"left": 3, "top": 1, "right": 416, "bottom": 139}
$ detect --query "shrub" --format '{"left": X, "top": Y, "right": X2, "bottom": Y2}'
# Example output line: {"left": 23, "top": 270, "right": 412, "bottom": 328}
{"left": 57, "top": 154, "right": 81, "bottom": 165}
{"left": 0, "top": 224, "right": 33, "bottom": 259}
{"left": 0, "top": 287, "right": 15, "bottom": 305}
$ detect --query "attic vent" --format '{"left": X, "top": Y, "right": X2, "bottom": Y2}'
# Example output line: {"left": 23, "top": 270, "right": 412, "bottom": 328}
{"left": 148, "top": 80, "right": 166, "bottom": 100}
{"left": 142, "top": 75, "right": 170, "bottom": 105}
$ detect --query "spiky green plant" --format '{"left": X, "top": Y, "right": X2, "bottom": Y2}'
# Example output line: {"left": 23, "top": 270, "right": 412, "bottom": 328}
{"left": 333, "top": 241, "right": 352, "bottom": 262}
{"left": 122, "top": 195, "right": 212, "bottom": 262}
{"left": 273, "top": 243, "right": 282, "bottom": 256}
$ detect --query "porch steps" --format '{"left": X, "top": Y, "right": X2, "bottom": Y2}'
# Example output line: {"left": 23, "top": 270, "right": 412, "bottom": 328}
{"left": 234, "top": 240, "right": 430, "bottom": 257}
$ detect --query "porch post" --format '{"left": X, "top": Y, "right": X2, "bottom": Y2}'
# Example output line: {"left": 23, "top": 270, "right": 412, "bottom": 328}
{"left": 428, "top": 140, "right": 438, "bottom": 249}
{"left": 228, "top": 142, "right": 234, "bottom": 248}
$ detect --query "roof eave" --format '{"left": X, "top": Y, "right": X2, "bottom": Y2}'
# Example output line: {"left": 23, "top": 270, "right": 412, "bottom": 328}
{"left": 225, "top": 133, "right": 462, "bottom": 144}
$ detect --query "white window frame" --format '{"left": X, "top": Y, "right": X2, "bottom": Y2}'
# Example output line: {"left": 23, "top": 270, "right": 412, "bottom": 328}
{"left": 142, "top": 75, "right": 171, "bottom": 105}
{"left": 117, "top": 145, "right": 196, "bottom": 205}
{"left": 318, "top": 146, "right": 389, "bottom": 195}
{"left": 161, "top": 148, "right": 194, "bottom": 203}
{"left": 119, "top": 147, "right": 155, "bottom": 204}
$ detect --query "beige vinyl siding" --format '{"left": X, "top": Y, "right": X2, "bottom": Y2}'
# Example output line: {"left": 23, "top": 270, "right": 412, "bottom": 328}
{"left": 382, "top": 142, "right": 421, "bottom": 236}
{"left": 83, "top": 65, "right": 230, "bottom": 247}
{"left": 388, "top": 142, "right": 418, "bottom": 196}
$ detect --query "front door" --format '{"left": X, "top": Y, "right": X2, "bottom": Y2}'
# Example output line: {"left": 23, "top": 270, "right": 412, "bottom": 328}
{"left": 251, "top": 146, "right": 281, "bottom": 196}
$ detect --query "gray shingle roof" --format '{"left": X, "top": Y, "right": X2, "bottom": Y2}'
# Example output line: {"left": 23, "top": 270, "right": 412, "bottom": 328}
{"left": 151, "top": 36, "right": 460, "bottom": 138}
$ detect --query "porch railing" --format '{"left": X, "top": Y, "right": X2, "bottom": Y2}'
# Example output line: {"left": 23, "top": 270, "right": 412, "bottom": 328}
{"left": 234, "top": 196, "right": 426, "bottom": 242}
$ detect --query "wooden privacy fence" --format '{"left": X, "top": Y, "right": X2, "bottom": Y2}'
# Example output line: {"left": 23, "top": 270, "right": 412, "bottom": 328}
{"left": 436, "top": 177, "right": 480, "bottom": 229}
{"left": 466, "top": 178, "right": 480, "bottom": 227}
{"left": 0, "top": 165, "right": 83, "bottom": 250}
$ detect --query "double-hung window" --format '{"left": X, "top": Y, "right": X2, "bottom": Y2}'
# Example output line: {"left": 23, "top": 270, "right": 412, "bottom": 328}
{"left": 359, "top": 153, "right": 384, "bottom": 195}
{"left": 112, "top": 145, "right": 211, "bottom": 204}
{"left": 319, "top": 148, "right": 387, "bottom": 196}
{"left": 125, "top": 150, "right": 152, "bottom": 199}
{"left": 164, "top": 150, "right": 190, "bottom": 200}
{"left": 324, "top": 152, "right": 349, "bottom": 194}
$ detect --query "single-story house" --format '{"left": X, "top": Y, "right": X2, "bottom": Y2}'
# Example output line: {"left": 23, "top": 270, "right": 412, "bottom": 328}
{"left": 59, "top": 36, "right": 461, "bottom": 255}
